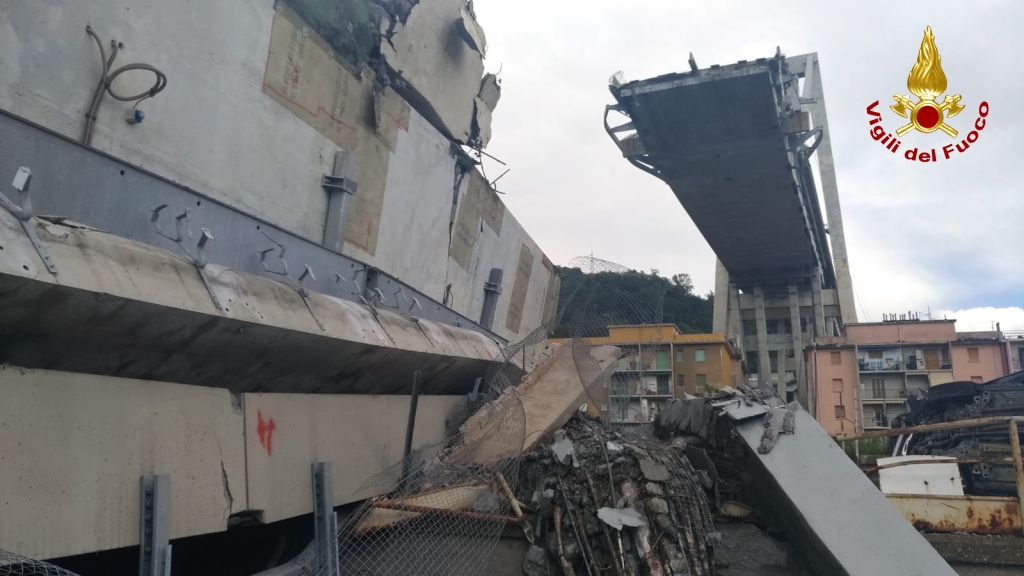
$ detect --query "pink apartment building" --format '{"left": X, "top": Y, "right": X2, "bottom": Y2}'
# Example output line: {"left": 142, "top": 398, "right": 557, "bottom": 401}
{"left": 806, "top": 319, "right": 1016, "bottom": 435}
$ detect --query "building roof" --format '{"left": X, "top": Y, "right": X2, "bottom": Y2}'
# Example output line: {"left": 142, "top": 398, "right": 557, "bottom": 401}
{"left": 845, "top": 319, "right": 955, "bottom": 326}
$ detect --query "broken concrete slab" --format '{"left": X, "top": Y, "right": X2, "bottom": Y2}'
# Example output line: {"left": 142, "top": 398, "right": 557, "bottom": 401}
{"left": 450, "top": 340, "right": 620, "bottom": 463}
{"left": 478, "top": 73, "right": 501, "bottom": 112}
{"left": 472, "top": 96, "right": 493, "bottom": 146}
{"left": 733, "top": 407, "right": 958, "bottom": 575}
{"left": 455, "top": 2, "right": 486, "bottom": 54}
{"left": 379, "top": 0, "right": 486, "bottom": 143}
{"left": 355, "top": 483, "right": 503, "bottom": 533}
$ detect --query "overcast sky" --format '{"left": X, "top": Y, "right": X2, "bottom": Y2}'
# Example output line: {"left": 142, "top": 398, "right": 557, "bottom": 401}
{"left": 473, "top": 0, "right": 1023, "bottom": 332}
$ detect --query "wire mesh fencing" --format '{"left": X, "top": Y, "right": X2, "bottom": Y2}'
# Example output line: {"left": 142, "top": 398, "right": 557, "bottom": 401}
{"left": 303, "top": 325, "right": 566, "bottom": 575}
{"left": 0, "top": 550, "right": 80, "bottom": 576}
{"left": 559, "top": 255, "right": 668, "bottom": 428}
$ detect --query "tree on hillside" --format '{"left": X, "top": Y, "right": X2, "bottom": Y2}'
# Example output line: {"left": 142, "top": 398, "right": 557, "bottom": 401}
{"left": 551, "top": 266, "right": 713, "bottom": 338}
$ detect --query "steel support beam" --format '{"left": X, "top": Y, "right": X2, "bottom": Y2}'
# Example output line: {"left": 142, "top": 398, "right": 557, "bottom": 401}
{"left": 139, "top": 475, "right": 171, "bottom": 576}
{"left": 0, "top": 109, "right": 505, "bottom": 345}
{"left": 322, "top": 150, "right": 358, "bottom": 253}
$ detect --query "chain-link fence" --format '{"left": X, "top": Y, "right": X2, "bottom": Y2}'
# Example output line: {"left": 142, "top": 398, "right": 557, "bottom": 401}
{"left": 304, "top": 320, "right": 571, "bottom": 575}
{"left": 0, "top": 550, "right": 80, "bottom": 576}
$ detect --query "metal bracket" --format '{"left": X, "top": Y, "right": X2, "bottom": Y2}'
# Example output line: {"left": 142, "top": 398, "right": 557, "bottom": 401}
{"left": 259, "top": 233, "right": 325, "bottom": 331}
{"left": 139, "top": 475, "right": 172, "bottom": 576}
{"left": 0, "top": 167, "right": 59, "bottom": 275}
{"left": 150, "top": 205, "right": 222, "bottom": 310}
{"left": 792, "top": 128, "right": 823, "bottom": 159}
{"left": 320, "top": 174, "right": 358, "bottom": 195}
{"left": 312, "top": 463, "right": 340, "bottom": 576}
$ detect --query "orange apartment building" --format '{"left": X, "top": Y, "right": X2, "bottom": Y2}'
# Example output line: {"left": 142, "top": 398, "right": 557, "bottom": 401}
{"left": 807, "top": 319, "right": 1016, "bottom": 435}
{"left": 555, "top": 324, "right": 743, "bottom": 422}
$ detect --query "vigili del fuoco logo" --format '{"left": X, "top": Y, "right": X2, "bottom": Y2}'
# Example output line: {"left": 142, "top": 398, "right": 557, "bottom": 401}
{"left": 866, "top": 26, "right": 988, "bottom": 162}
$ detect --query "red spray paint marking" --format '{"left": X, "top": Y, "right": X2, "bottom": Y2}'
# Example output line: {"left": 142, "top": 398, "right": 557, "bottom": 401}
{"left": 257, "top": 410, "right": 277, "bottom": 456}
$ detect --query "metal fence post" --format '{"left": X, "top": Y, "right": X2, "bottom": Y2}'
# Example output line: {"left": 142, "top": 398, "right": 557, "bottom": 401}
{"left": 1008, "top": 419, "right": 1024, "bottom": 536}
{"left": 312, "top": 462, "right": 340, "bottom": 576}
{"left": 139, "top": 475, "right": 171, "bottom": 576}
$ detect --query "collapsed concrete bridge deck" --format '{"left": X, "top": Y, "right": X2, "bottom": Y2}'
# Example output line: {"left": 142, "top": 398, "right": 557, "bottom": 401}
{"left": 605, "top": 52, "right": 858, "bottom": 400}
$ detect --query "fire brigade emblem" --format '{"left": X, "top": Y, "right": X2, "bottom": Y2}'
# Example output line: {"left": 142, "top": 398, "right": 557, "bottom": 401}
{"left": 890, "top": 26, "right": 965, "bottom": 137}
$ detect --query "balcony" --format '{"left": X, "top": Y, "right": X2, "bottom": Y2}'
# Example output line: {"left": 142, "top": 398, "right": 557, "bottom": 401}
{"left": 858, "top": 358, "right": 952, "bottom": 372}
{"left": 858, "top": 359, "right": 905, "bottom": 372}
{"left": 861, "top": 393, "right": 907, "bottom": 403}
{"left": 611, "top": 389, "right": 673, "bottom": 399}
{"left": 615, "top": 367, "right": 673, "bottom": 373}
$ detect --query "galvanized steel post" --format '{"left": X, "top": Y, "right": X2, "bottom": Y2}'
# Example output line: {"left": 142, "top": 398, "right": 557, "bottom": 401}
{"left": 138, "top": 475, "right": 171, "bottom": 576}
{"left": 311, "top": 462, "right": 340, "bottom": 576}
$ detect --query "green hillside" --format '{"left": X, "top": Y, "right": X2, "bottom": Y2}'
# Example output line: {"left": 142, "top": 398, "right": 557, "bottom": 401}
{"left": 552, "top": 266, "right": 714, "bottom": 338}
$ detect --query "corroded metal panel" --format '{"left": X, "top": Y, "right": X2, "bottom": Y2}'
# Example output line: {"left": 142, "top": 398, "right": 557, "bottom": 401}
{"left": 888, "top": 494, "right": 1021, "bottom": 535}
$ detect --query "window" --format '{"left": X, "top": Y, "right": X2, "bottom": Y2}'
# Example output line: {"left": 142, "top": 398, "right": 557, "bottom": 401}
{"left": 746, "top": 351, "right": 759, "bottom": 374}
{"left": 656, "top": 374, "right": 671, "bottom": 395}
{"left": 743, "top": 319, "right": 757, "bottom": 336}
{"left": 831, "top": 351, "right": 842, "bottom": 365}
{"left": 835, "top": 405, "right": 845, "bottom": 419}
{"left": 868, "top": 350, "right": 882, "bottom": 360}
{"left": 971, "top": 376, "right": 983, "bottom": 383}
{"left": 787, "top": 349, "right": 795, "bottom": 359}
{"left": 832, "top": 379, "right": 844, "bottom": 393}
{"left": 676, "top": 350, "right": 683, "bottom": 363}
{"left": 655, "top": 350, "right": 670, "bottom": 370}
{"left": 696, "top": 374, "right": 707, "bottom": 388}
{"left": 677, "top": 375, "right": 685, "bottom": 388}
{"left": 695, "top": 349, "right": 705, "bottom": 362}
{"left": 870, "top": 377, "right": 885, "bottom": 398}
{"left": 968, "top": 347, "right": 980, "bottom": 363}
{"left": 874, "top": 411, "right": 889, "bottom": 428}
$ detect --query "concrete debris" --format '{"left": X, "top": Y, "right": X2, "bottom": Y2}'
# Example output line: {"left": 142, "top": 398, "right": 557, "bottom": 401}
{"left": 757, "top": 405, "right": 796, "bottom": 454}
{"left": 550, "top": 430, "right": 579, "bottom": 468}
{"left": 597, "top": 506, "right": 645, "bottom": 530}
{"left": 515, "top": 417, "right": 717, "bottom": 576}
{"left": 606, "top": 440, "right": 623, "bottom": 452}
{"left": 478, "top": 73, "right": 501, "bottom": 112}
{"left": 455, "top": 2, "right": 487, "bottom": 54}
{"left": 522, "top": 544, "right": 549, "bottom": 576}
{"left": 379, "top": 0, "right": 487, "bottom": 144}
{"left": 639, "top": 458, "right": 670, "bottom": 482}
{"left": 472, "top": 96, "right": 493, "bottom": 147}
{"left": 657, "top": 396, "right": 713, "bottom": 436}
{"left": 450, "top": 340, "right": 620, "bottom": 462}
{"left": 648, "top": 387, "right": 958, "bottom": 575}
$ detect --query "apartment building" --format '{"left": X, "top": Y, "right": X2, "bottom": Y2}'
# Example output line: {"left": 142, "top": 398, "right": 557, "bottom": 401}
{"left": 808, "top": 318, "right": 1015, "bottom": 435}
{"left": 556, "top": 325, "right": 743, "bottom": 423}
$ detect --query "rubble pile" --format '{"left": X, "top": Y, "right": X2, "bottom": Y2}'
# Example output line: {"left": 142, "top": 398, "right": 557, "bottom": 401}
{"left": 514, "top": 416, "right": 718, "bottom": 576}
